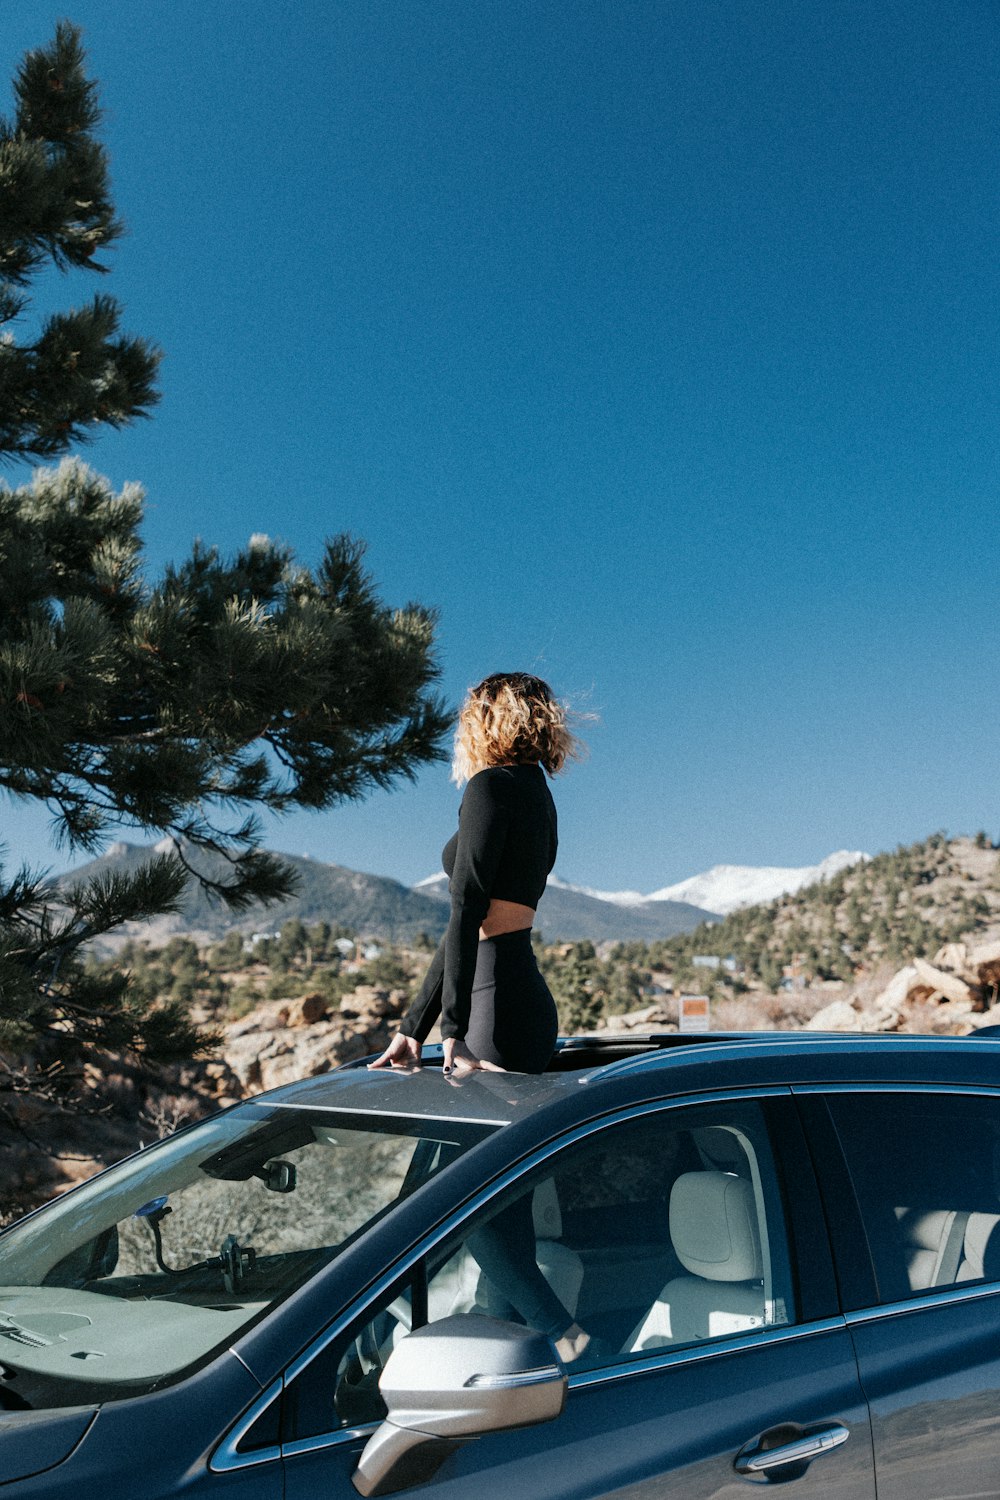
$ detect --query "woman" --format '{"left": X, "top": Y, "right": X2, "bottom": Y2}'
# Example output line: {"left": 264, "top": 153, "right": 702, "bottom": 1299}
{"left": 371, "top": 670, "right": 577, "bottom": 1077}
{"left": 371, "top": 671, "right": 593, "bottom": 1361}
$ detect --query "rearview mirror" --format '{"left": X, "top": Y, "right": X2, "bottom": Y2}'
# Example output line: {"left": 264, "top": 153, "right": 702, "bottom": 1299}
{"left": 256, "top": 1159, "right": 297, "bottom": 1193}
{"left": 352, "top": 1315, "right": 566, "bottom": 1497}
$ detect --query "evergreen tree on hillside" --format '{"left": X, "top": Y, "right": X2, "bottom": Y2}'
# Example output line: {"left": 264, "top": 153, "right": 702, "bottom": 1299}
{"left": 541, "top": 941, "right": 605, "bottom": 1032}
{"left": 0, "top": 28, "right": 450, "bottom": 1072}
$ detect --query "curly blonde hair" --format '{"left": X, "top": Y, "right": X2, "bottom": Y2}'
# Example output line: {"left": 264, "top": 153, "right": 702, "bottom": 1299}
{"left": 451, "top": 672, "right": 583, "bottom": 785}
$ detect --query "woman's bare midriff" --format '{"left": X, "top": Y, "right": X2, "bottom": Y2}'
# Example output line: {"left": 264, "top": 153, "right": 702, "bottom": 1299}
{"left": 479, "top": 898, "right": 535, "bottom": 939}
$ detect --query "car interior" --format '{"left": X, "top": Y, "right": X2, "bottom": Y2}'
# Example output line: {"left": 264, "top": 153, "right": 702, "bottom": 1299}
{"left": 324, "top": 1111, "right": 793, "bottom": 1437}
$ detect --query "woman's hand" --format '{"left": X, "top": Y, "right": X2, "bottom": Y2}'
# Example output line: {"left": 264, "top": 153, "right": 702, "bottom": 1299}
{"left": 369, "top": 1033, "right": 422, "bottom": 1069}
{"left": 442, "top": 1038, "right": 506, "bottom": 1076}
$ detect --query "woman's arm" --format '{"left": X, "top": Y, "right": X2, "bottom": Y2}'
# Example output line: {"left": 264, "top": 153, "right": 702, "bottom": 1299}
{"left": 436, "top": 771, "right": 511, "bottom": 1042}
{"left": 397, "top": 937, "right": 445, "bottom": 1042}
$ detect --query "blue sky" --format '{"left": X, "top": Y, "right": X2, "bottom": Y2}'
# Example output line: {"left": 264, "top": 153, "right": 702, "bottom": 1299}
{"left": 3, "top": 0, "right": 1000, "bottom": 892}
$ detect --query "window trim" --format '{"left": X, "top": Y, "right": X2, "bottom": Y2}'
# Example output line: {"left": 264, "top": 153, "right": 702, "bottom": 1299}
{"left": 793, "top": 1082, "right": 1000, "bottom": 1317}
{"left": 210, "top": 1378, "right": 282, "bottom": 1473}
{"left": 567, "top": 1313, "right": 848, "bottom": 1391}
{"left": 217, "top": 1086, "right": 823, "bottom": 1468}
{"left": 793, "top": 1083, "right": 1000, "bottom": 1099}
{"left": 846, "top": 1279, "right": 1000, "bottom": 1327}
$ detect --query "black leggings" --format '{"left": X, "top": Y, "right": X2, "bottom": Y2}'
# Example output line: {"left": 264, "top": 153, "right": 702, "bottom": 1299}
{"left": 467, "top": 1194, "right": 571, "bottom": 1339}
{"left": 464, "top": 931, "right": 568, "bottom": 1338}
{"left": 464, "top": 929, "right": 558, "bottom": 1072}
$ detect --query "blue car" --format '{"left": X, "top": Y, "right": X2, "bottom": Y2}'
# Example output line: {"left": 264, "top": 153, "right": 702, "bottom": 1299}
{"left": 2, "top": 1030, "right": 1000, "bottom": 1498}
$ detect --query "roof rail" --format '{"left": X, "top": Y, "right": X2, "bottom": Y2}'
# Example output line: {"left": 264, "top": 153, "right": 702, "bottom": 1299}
{"left": 581, "top": 1028, "right": 1000, "bottom": 1084}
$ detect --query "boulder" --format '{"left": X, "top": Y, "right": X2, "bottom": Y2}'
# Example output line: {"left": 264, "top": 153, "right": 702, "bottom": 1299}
{"left": 222, "top": 1031, "right": 264, "bottom": 1091}
{"left": 220, "top": 1008, "right": 390, "bottom": 1095}
{"left": 602, "top": 1004, "right": 670, "bottom": 1032}
{"left": 871, "top": 965, "right": 920, "bottom": 1014}
{"left": 279, "top": 992, "right": 329, "bottom": 1027}
{"left": 969, "top": 940, "right": 1000, "bottom": 990}
{"left": 340, "top": 986, "right": 398, "bottom": 1020}
{"left": 911, "top": 958, "right": 978, "bottom": 1010}
{"left": 931, "top": 942, "right": 973, "bottom": 978}
{"left": 805, "top": 1000, "right": 860, "bottom": 1032}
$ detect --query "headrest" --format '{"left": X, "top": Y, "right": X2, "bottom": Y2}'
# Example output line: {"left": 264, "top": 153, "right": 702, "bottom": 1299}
{"left": 532, "top": 1177, "right": 562, "bottom": 1239}
{"left": 895, "top": 1207, "right": 953, "bottom": 1251}
{"left": 962, "top": 1212, "right": 1000, "bottom": 1280}
{"left": 669, "top": 1172, "right": 763, "bottom": 1282}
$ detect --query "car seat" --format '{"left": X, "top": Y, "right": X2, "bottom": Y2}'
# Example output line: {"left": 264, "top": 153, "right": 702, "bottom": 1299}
{"left": 956, "top": 1212, "right": 1000, "bottom": 1282}
{"left": 894, "top": 1208, "right": 964, "bottom": 1291}
{"left": 628, "top": 1171, "right": 766, "bottom": 1350}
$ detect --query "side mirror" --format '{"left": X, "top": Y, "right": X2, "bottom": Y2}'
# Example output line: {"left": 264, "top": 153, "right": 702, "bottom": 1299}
{"left": 352, "top": 1315, "right": 566, "bottom": 1497}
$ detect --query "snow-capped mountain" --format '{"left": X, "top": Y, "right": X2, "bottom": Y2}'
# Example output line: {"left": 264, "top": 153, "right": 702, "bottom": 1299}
{"left": 647, "top": 851, "right": 868, "bottom": 914}
{"left": 545, "top": 874, "right": 648, "bottom": 907}
{"left": 411, "top": 871, "right": 718, "bottom": 941}
{"left": 416, "top": 850, "right": 869, "bottom": 919}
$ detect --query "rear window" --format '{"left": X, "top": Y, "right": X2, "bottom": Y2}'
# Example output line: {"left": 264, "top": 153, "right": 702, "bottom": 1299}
{"left": 827, "top": 1090, "right": 1000, "bottom": 1305}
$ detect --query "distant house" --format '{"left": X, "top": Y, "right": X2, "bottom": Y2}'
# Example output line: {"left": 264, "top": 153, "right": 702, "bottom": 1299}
{"left": 343, "top": 942, "right": 383, "bottom": 973}
{"left": 249, "top": 931, "right": 280, "bottom": 947}
{"left": 333, "top": 938, "right": 355, "bottom": 956}
{"left": 692, "top": 954, "right": 740, "bottom": 974}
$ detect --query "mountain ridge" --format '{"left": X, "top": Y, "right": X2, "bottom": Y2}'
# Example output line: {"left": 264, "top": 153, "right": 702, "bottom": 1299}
{"left": 413, "top": 871, "right": 717, "bottom": 942}
{"left": 56, "top": 842, "right": 719, "bottom": 948}
{"left": 416, "top": 849, "right": 869, "bottom": 918}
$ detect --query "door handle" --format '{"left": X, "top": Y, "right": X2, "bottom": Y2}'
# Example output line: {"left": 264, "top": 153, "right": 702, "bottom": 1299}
{"left": 734, "top": 1422, "right": 850, "bottom": 1475}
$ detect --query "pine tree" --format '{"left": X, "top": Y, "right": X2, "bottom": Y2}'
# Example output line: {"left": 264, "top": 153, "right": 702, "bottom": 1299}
{"left": 0, "top": 29, "right": 450, "bottom": 1074}
{"left": 0, "top": 462, "right": 449, "bottom": 1062}
{"left": 542, "top": 941, "right": 604, "bottom": 1032}
{"left": 0, "top": 23, "right": 160, "bottom": 460}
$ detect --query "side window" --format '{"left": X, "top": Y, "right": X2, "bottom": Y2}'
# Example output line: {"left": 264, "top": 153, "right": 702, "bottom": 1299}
{"left": 826, "top": 1090, "right": 1000, "bottom": 1305}
{"left": 283, "top": 1099, "right": 798, "bottom": 1445}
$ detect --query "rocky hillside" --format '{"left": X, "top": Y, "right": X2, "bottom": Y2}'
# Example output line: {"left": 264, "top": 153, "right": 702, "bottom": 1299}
{"left": 599, "top": 834, "right": 1000, "bottom": 1035}
{"left": 639, "top": 834, "right": 1000, "bottom": 990}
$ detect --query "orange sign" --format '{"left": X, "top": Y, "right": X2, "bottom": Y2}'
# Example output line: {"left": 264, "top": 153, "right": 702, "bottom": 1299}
{"left": 678, "top": 993, "right": 710, "bottom": 1032}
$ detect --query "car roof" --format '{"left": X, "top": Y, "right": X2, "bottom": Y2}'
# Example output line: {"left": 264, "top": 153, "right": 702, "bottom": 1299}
{"left": 247, "top": 1030, "right": 1000, "bottom": 1128}
{"left": 245, "top": 1060, "right": 570, "bottom": 1127}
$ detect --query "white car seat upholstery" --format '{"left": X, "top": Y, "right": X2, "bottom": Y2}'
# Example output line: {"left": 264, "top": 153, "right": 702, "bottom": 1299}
{"left": 895, "top": 1208, "right": 958, "bottom": 1290}
{"left": 629, "top": 1171, "right": 766, "bottom": 1351}
{"left": 894, "top": 1207, "right": 1000, "bottom": 1291}
{"left": 957, "top": 1212, "right": 1000, "bottom": 1282}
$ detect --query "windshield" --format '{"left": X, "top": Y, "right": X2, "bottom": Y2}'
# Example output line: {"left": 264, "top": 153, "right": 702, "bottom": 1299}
{"left": 0, "top": 1101, "right": 494, "bottom": 1410}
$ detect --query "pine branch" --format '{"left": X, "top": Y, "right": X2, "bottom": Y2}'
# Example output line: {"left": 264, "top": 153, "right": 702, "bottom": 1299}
{"left": 0, "top": 24, "right": 159, "bottom": 460}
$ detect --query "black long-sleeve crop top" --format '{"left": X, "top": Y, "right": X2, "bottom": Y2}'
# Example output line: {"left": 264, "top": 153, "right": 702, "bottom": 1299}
{"left": 399, "top": 763, "right": 557, "bottom": 1043}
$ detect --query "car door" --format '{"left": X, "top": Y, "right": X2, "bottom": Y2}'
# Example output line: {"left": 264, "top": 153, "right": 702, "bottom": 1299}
{"left": 274, "top": 1089, "right": 876, "bottom": 1500}
{"left": 796, "top": 1084, "right": 1000, "bottom": 1500}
